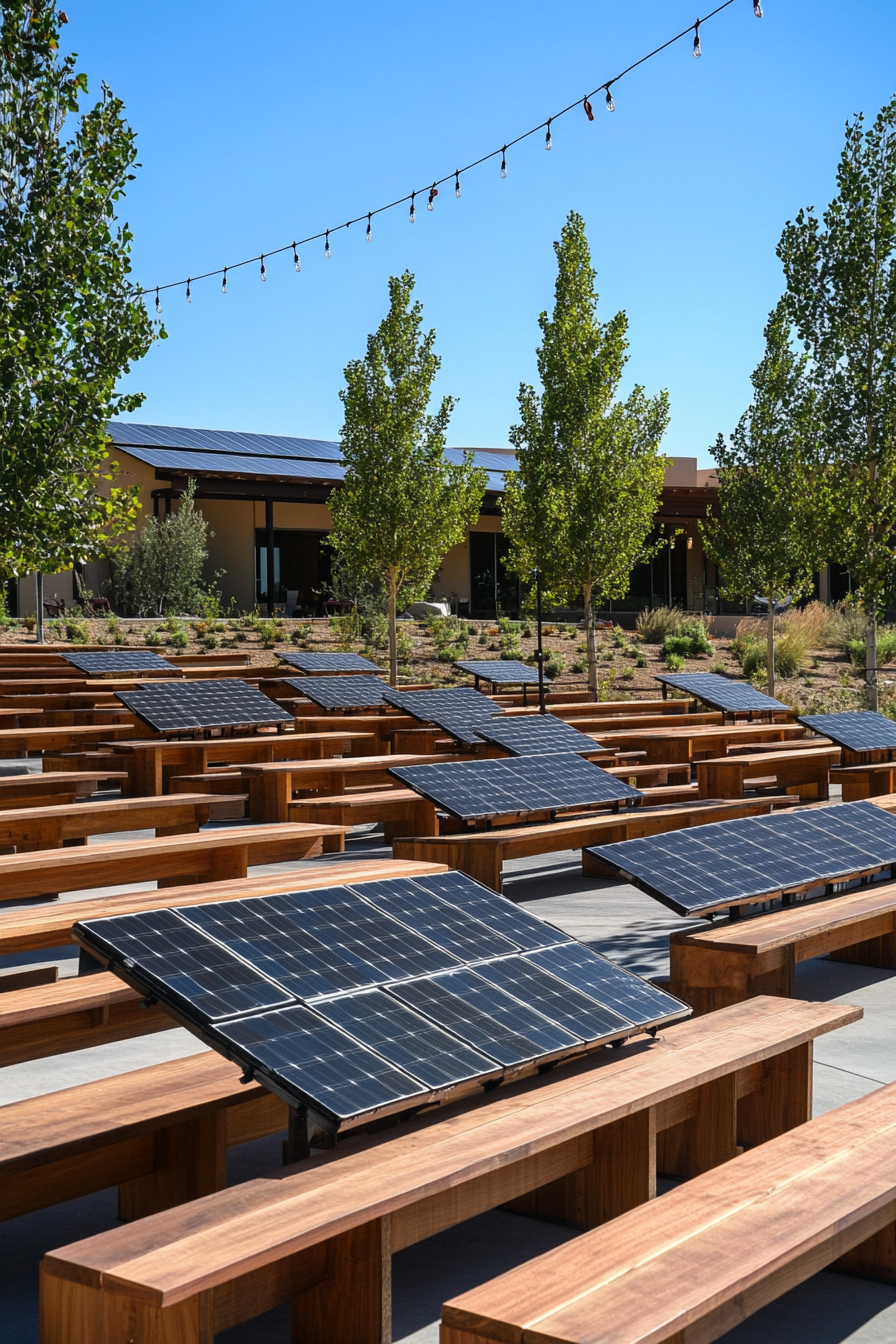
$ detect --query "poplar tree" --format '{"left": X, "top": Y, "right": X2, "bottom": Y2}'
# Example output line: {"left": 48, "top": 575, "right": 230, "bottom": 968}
{"left": 502, "top": 211, "right": 670, "bottom": 692}
{"left": 329, "top": 272, "right": 486, "bottom": 685}
{"left": 779, "top": 97, "right": 896, "bottom": 711}
{"left": 700, "top": 301, "right": 823, "bottom": 699}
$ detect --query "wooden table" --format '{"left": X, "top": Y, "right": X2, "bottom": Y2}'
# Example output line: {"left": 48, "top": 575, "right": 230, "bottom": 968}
{"left": 0, "top": 792, "right": 245, "bottom": 853}
{"left": 0, "top": 770, "right": 127, "bottom": 808}
{"left": 0, "top": 722, "right": 138, "bottom": 758}
{"left": 696, "top": 745, "right": 840, "bottom": 801}
{"left": 243, "top": 752, "right": 469, "bottom": 822}
{"left": 593, "top": 722, "right": 807, "bottom": 763}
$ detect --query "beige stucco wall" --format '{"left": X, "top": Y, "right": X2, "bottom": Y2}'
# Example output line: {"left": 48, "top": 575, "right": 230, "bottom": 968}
{"left": 430, "top": 514, "right": 501, "bottom": 606}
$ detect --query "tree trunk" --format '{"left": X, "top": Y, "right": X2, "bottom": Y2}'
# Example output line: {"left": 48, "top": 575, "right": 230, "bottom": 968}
{"left": 867, "top": 604, "right": 878, "bottom": 713}
{"left": 766, "top": 597, "right": 775, "bottom": 701}
{"left": 584, "top": 583, "right": 597, "bottom": 695}
{"left": 36, "top": 573, "right": 44, "bottom": 644}
{"left": 387, "top": 575, "right": 398, "bottom": 688}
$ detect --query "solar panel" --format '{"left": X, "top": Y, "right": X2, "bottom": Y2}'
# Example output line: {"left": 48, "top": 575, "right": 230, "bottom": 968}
{"left": 587, "top": 799, "right": 896, "bottom": 916}
{"left": 278, "top": 652, "right": 380, "bottom": 674}
{"left": 382, "top": 687, "right": 505, "bottom": 747}
{"left": 281, "top": 675, "right": 391, "bottom": 710}
{"left": 654, "top": 672, "right": 788, "bottom": 714}
{"left": 74, "top": 873, "right": 689, "bottom": 1132}
{"left": 116, "top": 679, "right": 295, "bottom": 734}
{"left": 799, "top": 711, "right": 896, "bottom": 754}
{"left": 454, "top": 659, "right": 551, "bottom": 686}
{"left": 475, "top": 714, "right": 604, "bottom": 757}
{"left": 62, "top": 650, "right": 177, "bottom": 676}
{"left": 390, "top": 753, "right": 642, "bottom": 822}
{"left": 527, "top": 943, "right": 689, "bottom": 1026}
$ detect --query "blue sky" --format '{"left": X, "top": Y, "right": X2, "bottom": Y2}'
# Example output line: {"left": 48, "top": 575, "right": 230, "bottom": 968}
{"left": 67, "top": 1, "right": 896, "bottom": 466}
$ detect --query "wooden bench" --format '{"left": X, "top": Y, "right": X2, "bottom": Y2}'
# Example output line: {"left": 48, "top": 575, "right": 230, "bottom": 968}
{"left": 670, "top": 879, "right": 896, "bottom": 1015}
{"left": 0, "top": 721, "right": 137, "bottom": 759}
{"left": 696, "top": 745, "right": 840, "bottom": 801}
{"left": 0, "top": 792, "right": 245, "bottom": 853}
{"left": 1, "top": 1051, "right": 287, "bottom": 1224}
{"left": 831, "top": 761, "right": 896, "bottom": 800}
{"left": 290, "top": 788, "right": 441, "bottom": 842}
{"left": 0, "top": 822, "right": 347, "bottom": 900}
{"left": 0, "top": 972, "right": 174, "bottom": 1066}
{"left": 244, "top": 752, "right": 471, "bottom": 822}
{"left": 0, "top": 769, "right": 127, "bottom": 809}
{"left": 169, "top": 771, "right": 249, "bottom": 818}
{"left": 394, "top": 796, "right": 799, "bottom": 892}
{"left": 442, "top": 1079, "right": 896, "bottom": 1344}
{"left": 594, "top": 721, "right": 806, "bottom": 764}
{"left": 37, "top": 996, "right": 859, "bottom": 1344}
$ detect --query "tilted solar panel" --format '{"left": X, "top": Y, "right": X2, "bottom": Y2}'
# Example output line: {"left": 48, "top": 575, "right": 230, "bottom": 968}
{"left": 281, "top": 675, "right": 391, "bottom": 710}
{"left": 799, "top": 711, "right": 896, "bottom": 754}
{"left": 475, "top": 714, "right": 604, "bottom": 756}
{"left": 390, "top": 752, "right": 642, "bottom": 821}
{"left": 74, "top": 873, "right": 689, "bottom": 1132}
{"left": 526, "top": 943, "right": 690, "bottom": 1026}
{"left": 587, "top": 799, "right": 896, "bottom": 916}
{"left": 382, "top": 687, "right": 502, "bottom": 722}
{"left": 654, "top": 672, "right": 788, "bottom": 714}
{"left": 278, "top": 651, "right": 380, "bottom": 674}
{"left": 116, "top": 679, "right": 295, "bottom": 734}
{"left": 454, "top": 659, "right": 551, "bottom": 686}
{"left": 63, "top": 650, "right": 176, "bottom": 676}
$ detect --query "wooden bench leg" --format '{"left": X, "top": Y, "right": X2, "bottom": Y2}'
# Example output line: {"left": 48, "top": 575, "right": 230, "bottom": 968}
{"left": 736, "top": 1042, "right": 812, "bottom": 1149}
{"left": 40, "top": 1265, "right": 211, "bottom": 1344}
{"left": 669, "top": 941, "right": 793, "bottom": 1016}
{"left": 118, "top": 1111, "right": 227, "bottom": 1222}
{"left": 830, "top": 929, "right": 896, "bottom": 969}
{"left": 292, "top": 1216, "right": 390, "bottom": 1344}
{"left": 656, "top": 1074, "right": 738, "bottom": 1179}
{"left": 835, "top": 1221, "right": 896, "bottom": 1284}
{"left": 459, "top": 847, "right": 503, "bottom": 893}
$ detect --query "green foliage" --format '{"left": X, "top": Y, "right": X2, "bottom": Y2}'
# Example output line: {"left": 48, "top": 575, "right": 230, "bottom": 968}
{"left": 396, "top": 625, "right": 415, "bottom": 666}
{"left": 64, "top": 617, "right": 89, "bottom": 644}
{"left": 544, "top": 650, "right": 566, "bottom": 679}
{"left": 732, "top": 628, "right": 808, "bottom": 680}
{"left": 437, "top": 642, "right": 467, "bottom": 663}
{"left": 619, "top": 666, "right": 635, "bottom": 680}
{"left": 824, "top": 603, "right": 867, "bottom": 651}
{"left": 846, "top": 629, "right": 896, "bottom": 668}
{"left": 502, "top": 212, "right": 670, "bottom": 693}
{"left": 169, "top": 627, "right": 188, "bottom": 651}
{"left": 292, "top": 622, "right": 313, "bottom": 646}
{"left": 779, "top": 97, "right": 896, "bottom": 709}
{"left": 636, "top": 606, "right": 685, "bottom": 643}
{"left": 143, "top": 627, "right": 163, "bottom": 646}
{"left": 477, "top": 632, "right": 488, "bottom": 645}
{"left": 255, "top": 618, "right": 284, "bottom": 649}
{"left": 571, "top": 658, "right": 586, "bottom": 673}
{"left": 110, "top": 481, "right": 211, "bottom": 616}
{"left": 200, "top": 632, "right": 220, "bottom": 651}
{"left": 0, "top": 3, "right": 160, "bottom": 580}
{"left": 710, "top": 660, "right": 727, "bottom": 674}
{"left": 636, "top": 653, "right": 647, "bottom": 668}
{"left": 663, "top": 620, "right": 713, "bottom": 658}
{"left": 665, "top": 652, "right": 686, "bottom": 671}
{"left": 328, "top": 272, "right": 486, "bottom": 684}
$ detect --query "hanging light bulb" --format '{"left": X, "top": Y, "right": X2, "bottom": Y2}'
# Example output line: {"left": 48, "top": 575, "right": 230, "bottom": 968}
{"left": 500, "top": 146, "right": 507, "bottom": 178}
{"left": 325, "top": 230, "right": 330, "bottom": 258}
{"left": 693, "top": 20, "right": 701, "bottom": 56}
{"left": 221, "top": 268, "right": 227, "bottom": 295}
{"left": 427, "top": 183, "right": 438, "bottom": 210}
{"left": 409, "top": 191, "right": 416, "bottom": 223}
{"left": 366, "top": 213, "right": 372, "bottom": 241}
{"left": 753, "top": 0, "right": 762, "bottom": 14}
{"left": 186, "top": 278, "right": 192, "bottom": 303}
{"left": 583, "top": 96, "right": 594, "bottom": 122}
{"left": 293, "top": 243, "right": 301, "bottom": 272}
{"left": 155, "top": 287, "right": 162, "bottom": 314}
{"left": 605, "top": 85, "right": 615, "bottom": 112}
{"left": 545, "top": 118, "right": 552, "bottom": 150}
{"left": 260, "top": 254, "right": 266, "bottom": 282}
{"left": 454, "top": 170, "right": 461, "bottom": 198}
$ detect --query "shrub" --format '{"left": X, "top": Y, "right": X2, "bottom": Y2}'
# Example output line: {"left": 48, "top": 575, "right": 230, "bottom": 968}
{"left": 571, "top": 659, "right": 586, "bottom": 673}
{"left": 544, "top": 651, "right": 566, "bottom": 679}
{"left": 170, "top": 628, "right": 189, "bottom": 650}
{"left": 438, "top": 642, "right": 467, "bottom": 662}
{"left": 293, "top": 622, "right": 313, "bottom": 646}
{"left": 612, "top": 625, "right": 628, "bottom": 649}
{"left": 846, "top": 628, "right": 896, "bottom": 669}
{"left": 64, "top": 617, "right": 89, "bottom": 644}
{"left": 477, "top": 632, "right": 488, "bottom": 645}
{"left": 736, "top": 628, "right": 808, "bottom": 679}
{"left": 619, "top": 666, "right": 635, "bottom": 680}
{"left": 144, "top": 628, "right": 163, "bottom": 646}
{"left": 256, "top": 618, "right": 285, "bottom": 649}
{"left": 636, "top": 653, "right": 647, "bottom": 668}
{"left": 397, "top": 626, "right": 416, "bottom": 665}
{"left": 636, "top": 606, "right": 684, "bottom": 644}
{"left": 823, "top": 601, "right": 866, "bottom": 651}
{"left": 113, "top": 629, "right": 129, "bottom": 645}
{"left": 663, "top": 618, "right": 712, "bottom": 659}
{"left": 109, "top": 480, "right": 213, "bottom": 616}
{"left": 665, "top": 652, "right": 686, "bottom": 671}
{"left": 200, "top": 632, "right": 220, "bottom": 650}
{"left": 710, "top": 660, "right": 727, "bottom": 674}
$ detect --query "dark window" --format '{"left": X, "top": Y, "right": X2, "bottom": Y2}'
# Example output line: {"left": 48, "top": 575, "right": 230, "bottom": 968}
{"left": 830, "top": 565, "right": 853, "bottom": 603}
{"left": 470, "top": 533, "right": 522, "bottom": 618}
{"left": 254, "top": 530, "right": 332, "bottom": 613}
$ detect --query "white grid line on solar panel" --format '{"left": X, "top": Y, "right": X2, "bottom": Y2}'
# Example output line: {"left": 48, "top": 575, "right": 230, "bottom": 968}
{"left": 587, "top": 800, "right": 896, "bottom": 915}
{"left": 278, "top": 651, "right": 379, "bottom": 673}
{"left": 409, "top": 871, "right": 574, "bottom": 950}
{"left": 526, "top": 944, "right": 689, "bottom": 1025}
{"left": 213, "top": 1003, "right": 429, "bottom": 1121}
{"left": 390, "top": 753, "right": 642, "bottom": 821}
{"left": 314, "top": 988, "right": 503, "bottom": 1090}
{"left": 474, "top": 715, "right": 604, "bottom": 756}
{"left": 344, "top": 878, "right": 525, "bottom": 962}
{"left": 63, "top": 650, "right": 175, "bottom": 673}
{"left": 117, "top": 680, "right": 294, "bottom": 731}
{"left": 654, "top": 672, "right": 788, "bottom": 713}
{"left": 281, "top": 675, "right": 391, "bottom": 709}
{"left": 454, "top": 660, "right": 551, "bottom": 685}
{"left": 799, "top": 711, "right": 896, "bottom": 753}
{"left": 387, "top": 967, "right": 582, "bottom": 1065}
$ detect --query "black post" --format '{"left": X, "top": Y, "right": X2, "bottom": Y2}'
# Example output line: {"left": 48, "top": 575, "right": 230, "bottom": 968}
{"left": 265, "top": 498, "right": 276, "bottom": 617}
{"left": 535, "top": 565, "right": 545, "bottom": 714}
{"left": 35, "top": 572, "right": 44, "bottom": 644}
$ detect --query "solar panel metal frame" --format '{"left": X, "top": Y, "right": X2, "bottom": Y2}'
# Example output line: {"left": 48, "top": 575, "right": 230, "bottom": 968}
{"left": 390, "top": 752, "right": 642, "bottom": 822}
{"left": 62, "top": 649, "right": 178, "bottom": 676}
{"left": 798, "top": 711, "right": 896, "bottom": 756}
{"left": 474, "top": 714, "right": 605, "bottom": 757}
{"left": 587, "top": 799, "right": 896, "bottom": 916}
{"left": 277, "top": 651, "right": 380, "bottom": 674}
{"left": 454, "top": 659, "right": 552, "bottom": 687}
{"left": 654, "top": 671, "right": 788, "bottom": 715}
{"left": 280, "top": 675, "right": 391, "bottom": 710}
{"left": 116, "top": 678, "right": 295, "bottom": 735}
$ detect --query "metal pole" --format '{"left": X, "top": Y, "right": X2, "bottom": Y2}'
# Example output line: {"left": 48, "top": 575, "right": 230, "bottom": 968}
{"left": 35, "top": 573, "right": 44, "bottom": 644}
{"left": 535, "top": 565, "right": 545, "bottom": 714}
{"left": 265, "top": 499, "right": 276, "bottom": 617}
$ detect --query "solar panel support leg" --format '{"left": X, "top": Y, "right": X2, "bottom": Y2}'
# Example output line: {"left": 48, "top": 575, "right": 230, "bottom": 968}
{"left": 285, "top": 1106, "right": 311, "bottom": 1164}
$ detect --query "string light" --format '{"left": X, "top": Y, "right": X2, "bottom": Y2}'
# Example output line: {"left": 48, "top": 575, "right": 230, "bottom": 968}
{"left": 293, "top": 243, "right": 301, "bottom": 272}
{"left": 221, "top": 268, "right": 227, "bottom": 294}
{"left": 155, "top": 287, "right": 162, "bottom": 314}
{"left": 366, "top": 213, "right": 372, "bottom": 241}
{"left": 137, "top": 0, "right": 749, "bottom": 301}
{"left": 409, "top": 191, "right": 416, "bottom": 223}
{"left": 753, "top": 0, "right": 762, "bottom": 14}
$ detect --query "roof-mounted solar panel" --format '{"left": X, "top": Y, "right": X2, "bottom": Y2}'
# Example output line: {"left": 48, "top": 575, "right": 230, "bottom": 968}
{"left": 278, "top": 651, "right": 380, "bottom": 674}
{"left": 654, "top": 671, "right": 788, "bottom": 715}
{"left": 116, "top": 679, "right": 295, "bottom": 734}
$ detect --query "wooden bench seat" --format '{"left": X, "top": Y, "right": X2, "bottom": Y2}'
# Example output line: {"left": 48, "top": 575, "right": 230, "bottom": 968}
{"left": 393, "top": 796, "right": 799, "bottom": 892}
{"left": 442, "top": 1079, "right": 896, "bottom": 1344}
{"left": 0, "top": 721, "right": 137, "bottom": 759}
{"left": 696, "top": 745, "right": 840, "bottom": 801}
{"left": 169, "top": 771, "right": 248, "bottom": 818}
{"left": 831, "top": 761, "right": 896, "bottom": 800}
{"left": 0, "top": 971, "right": 173, "bottom": 1066}
{"left": 289, "top": 787, "right": 440, "bottom": 842}
{"left": 0, "top": 792, "right": 246, "bottom": 853}
{"left": 42, "top": 750, "right": 127, "bottom": 779}
{"left": 0, "top": 822, "right": 347, "bottom": 900}
{"left": 670, "top": 879, "right": 896, "bottom": 1015}
{"left": 1, "top": 1051, "right": 288, "bottom": 1224}
{"left": 594, "top": 721, "right": 806, "bottom": 764}
{"left": 244, "top": 752, "right": 471, "bottom": 822}
{"left": 37, "top": 996, "right": 859, "bottom": 1344}
{"left": 0, "top": 769, "right": 127, "bottom": 809}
